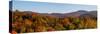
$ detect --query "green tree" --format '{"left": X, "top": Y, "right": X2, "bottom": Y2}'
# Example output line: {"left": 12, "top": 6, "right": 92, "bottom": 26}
{"left": 54, "top": 23, "right": 65, "bottom": 30}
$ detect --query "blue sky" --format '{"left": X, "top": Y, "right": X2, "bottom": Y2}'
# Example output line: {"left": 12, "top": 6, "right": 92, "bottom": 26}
{"left": 12, "top": 1, "right": 97, "bottom": 13}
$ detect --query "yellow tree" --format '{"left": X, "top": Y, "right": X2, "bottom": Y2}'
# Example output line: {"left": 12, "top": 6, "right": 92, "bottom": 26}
{"left": 61, "top": 18, "right": 70, "bottom": 26}
{"left": 34, "top": 26, "right": 46, "bottom": 32}
{"left": 24, "top": 19, "right": 32, "bottom": 26}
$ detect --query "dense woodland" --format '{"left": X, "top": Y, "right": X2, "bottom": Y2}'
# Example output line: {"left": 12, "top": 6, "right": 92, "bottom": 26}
{"left": 10, "top": 10, "right": 97, "bottom": 33}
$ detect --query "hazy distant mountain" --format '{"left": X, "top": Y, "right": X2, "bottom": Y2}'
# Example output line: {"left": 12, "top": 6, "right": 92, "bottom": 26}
{"left": 50, "top": 10, "right": 97, "bottom": 18}
{"left": 79, "top": 10, "right": 97, "bottom": 19}
{"left": 41, "top": 10, "right": 97, "bottom": 18}
{"left": 40, "top": 10, "right": 89, "bottom": 18}
{"left": 88, "top": 10, "right": 97, "bottom": 17}
{"left": 64, "top": 10, "right": 88, "bottom": 17}
{"left": 12, "top": 10, "right": 97, "bottom": 18}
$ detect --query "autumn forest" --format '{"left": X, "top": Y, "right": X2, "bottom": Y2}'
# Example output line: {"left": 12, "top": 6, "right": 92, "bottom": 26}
{"left": 10, "top": 10, "right": 97, "bottom": 33}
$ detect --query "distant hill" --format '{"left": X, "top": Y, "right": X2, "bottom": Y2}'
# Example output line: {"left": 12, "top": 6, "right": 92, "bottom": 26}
{"left": 64, "top": 10, "right": 88, "bottom": 17}
{"left": 39, "top": 10, "right": 97, "bottom": 18}
{"left": 12, "top": 10, "right": 97, "bottom": 18}
{"left": 88, "top": 10, "right": 97, "bottom": 17}
{"left": 79, "top": 10, "right": 97, "bottom": 20}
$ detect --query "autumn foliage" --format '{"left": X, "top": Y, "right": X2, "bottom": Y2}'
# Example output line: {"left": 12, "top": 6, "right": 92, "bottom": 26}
{"left": 10, "top": 10, "right": 97, "bottom": 33}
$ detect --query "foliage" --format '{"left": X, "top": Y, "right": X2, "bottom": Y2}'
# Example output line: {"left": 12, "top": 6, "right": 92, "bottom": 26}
{"left": 11, "top": 10, "right": 97, "bottom": 33}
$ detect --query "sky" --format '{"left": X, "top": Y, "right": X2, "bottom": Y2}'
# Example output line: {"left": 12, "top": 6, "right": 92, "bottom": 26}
{"left": 12, "top": 1, "right": 97, "bottom": 13}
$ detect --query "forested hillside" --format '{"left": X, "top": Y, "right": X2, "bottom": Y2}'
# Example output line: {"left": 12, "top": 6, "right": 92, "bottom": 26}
{"left": 10, "top": 10, "right": 97, "bottom": 33}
